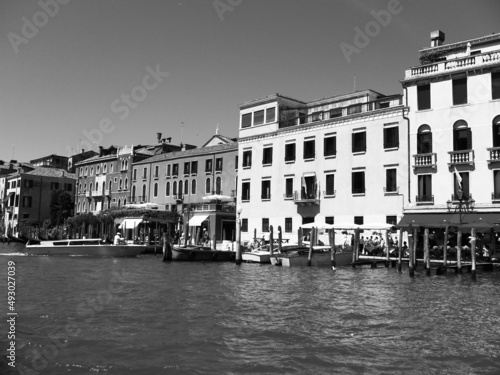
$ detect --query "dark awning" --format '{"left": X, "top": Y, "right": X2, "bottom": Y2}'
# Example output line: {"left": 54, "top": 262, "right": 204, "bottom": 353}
{"left": 398, "top": 212, "right": 500, "bottom": 230}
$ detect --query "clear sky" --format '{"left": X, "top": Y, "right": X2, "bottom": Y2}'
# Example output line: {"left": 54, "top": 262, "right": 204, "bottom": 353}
{"left": 1, "top": 0, "right": 499, "bottom": 162}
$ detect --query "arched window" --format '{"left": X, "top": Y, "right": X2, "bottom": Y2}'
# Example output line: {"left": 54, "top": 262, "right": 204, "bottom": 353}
{"left": 89, "top": 183, "right": 93, "bottom": 193}
{"left": 492, "top": 115, "right": 500, "bottom": 147}
{"left": 191, "top": 179, "right": 196, "bottom": 195}
{"left": 166, "top": 182, "right": 170, "bottom": 196}
{"left": 78, "top": 183, "right": 82, "bottom": 193}
{"left": 78, "top": 202, "right": 81, "bottom": 212}
{"left": 205, "top": 178, "right": 211, "bottom": 194}
{"left": 453, "top": 120, "right": 471, "bottom": 151}
{"left": 95, "top": 182, "right": 99, "bottom": 193}
{"left": 125, "top": 178, "right": 128, "bottom": 190}
{"left": 97, "top": 165, "right": 100, "bottom": 174}
{"left": 90, "top": 167, "right": 94, "bottom": 175}
{"left": 103, "top": 164, "right": 107, "bottom": 173}
{"left": 173, "top": 181, "right": 177, "bottom": 195}
{"left": 216, "top": 177, "right": 221, "bottom": 194}
{"left": 154, "top": 183, "right": 158, "bottom": 197}
{"left": 85, "top": 167, "right": 88, "bottom": 176}
{"left": 84, "top": 183, "right": 87, "bottom": 192}
{"left": 178, "top": 181, "right": 183, "bottom": 197}
{"left": 132, "top": 186, "right": 136, "bottom": 200}
{"left": 108, "top": 180, "right": 112, "bottom": 191}
{"left": 184, "top": 179, "right": 189, "bottom": 195}
{"left": 142, "top": 184, "right": 146, "bottom": 200}
{"left": 119, "top": 178, "right": 123, "bottom": 190}
{"left": 123, "top": 198, "right": 126, "bottom": 206}
{"left": 118, "top": 199, "right": 121, "bottom": 208}
{"left": 417, "top": 124, "right": 432, "bottom": 154}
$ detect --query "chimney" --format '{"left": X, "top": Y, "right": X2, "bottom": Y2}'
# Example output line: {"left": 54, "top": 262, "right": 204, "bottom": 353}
{"left": 157, "top": 132, "right": 162, "bottom": 143}
{"left": 81, "top": 148, "right": 84, "bottom": 153}
{"left": 99, "top": 146, "right": 104, "bottom": 156}
{"left": 167, "top": 137, "right": 172, "bottom": 143}
{"left": 430, "top": 30, "right": 445, "bottom": 47}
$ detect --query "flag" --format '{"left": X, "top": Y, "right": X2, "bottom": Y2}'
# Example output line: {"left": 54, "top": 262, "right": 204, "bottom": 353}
{"left": 453, "top": 166, "right": 462, "bottom": 191}
{"left": 301, "top": 177, "right": 307, "bottom": 196}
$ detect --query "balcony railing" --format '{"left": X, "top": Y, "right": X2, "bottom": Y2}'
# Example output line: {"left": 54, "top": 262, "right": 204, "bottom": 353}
{"left": 85, "top": 191, "right": 91, "bottom": 198}
{"left": 191, "top": 203, "right": 236, "bottom": 213}
{"left": 175, "top": 193, "right": 183, "bottom": 202}
{"left": 104, "top": 189, "right": 111, "bottom": 196}
{"left": 451, "top": 193, "right": 472, "bottom": 202}
{"left": 293, "top": 190, "right": 320, "bottom": 205}
{"left": 413, "top": 153, "right": 437, "bottom": 168}
{"left": 487, "top": 146, "right": 500, "bottom": 163}
{"left": 448, "top": 150, "right": 474, "bottom": 165}
{"left": 129, "top": 195, "right": 147, "bottom": 204}
{"left": 416, "top": 195, "right": 434, "bottom": 205}
{"left": 405, "top": 50, "right": 500, "bottom": 79}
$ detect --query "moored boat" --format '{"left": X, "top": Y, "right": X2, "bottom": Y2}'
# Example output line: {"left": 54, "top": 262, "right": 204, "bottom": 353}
{"left": 171, "top": 245, "right": 235, "bottom": 261}
{"left": 242, "top": 248, "right": 272, "bottom": 263}
{"left": 24, "top": 238, "right": 146, "bottom": 257}
{"left": 271, "top": 245, "right": 353, "bottom": 267}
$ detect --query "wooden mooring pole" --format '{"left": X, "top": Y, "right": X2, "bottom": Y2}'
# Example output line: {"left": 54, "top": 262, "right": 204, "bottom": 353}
{"left": 269, "top": 225, "right": 274, "bottom": 256}
{"left": 397, "top": 228, "right": 402, "bottom": 272}
{"left": 278, "top": 226, "right": 283, "bottom": 254}
{"left": 456, "top": 230, "right": 462, "bottom": 273}
{"left": 408, "top": 224, "right": 415, "bottom": 277}
{"left": 162, "top": 232, "right": 172, "bottom": 262}
{"left": 329, "top": 229, "right": 336, "bottom": 269}
{"left": 307, "top": 227, "right": 314, "bottom": 267}
{"left": 470, "top": 227, "right": 477, "bottom": 281}
{"left": 424, "top": 228, "right": 430, "bottom": 275}
{"left": 443, "top": 226, "right": 448, "bottom": 269}
{"left": 384, "top": 230, "right": 390, "bottom": 267}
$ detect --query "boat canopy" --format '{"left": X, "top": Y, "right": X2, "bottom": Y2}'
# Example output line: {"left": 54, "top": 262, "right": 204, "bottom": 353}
{"left": 119, "top": 218, "right": 143, "bottom": 229}
{"left": 188, "top": 214, "right": 209, "bottom": 227}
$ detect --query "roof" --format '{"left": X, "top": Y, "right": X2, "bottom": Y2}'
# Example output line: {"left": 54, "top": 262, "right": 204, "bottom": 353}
{"left": 24, "top": 167, "right": 76, "bottom": 179}
{"left": 202, "top": 134, "right": 237, "bottom": 148}
{"left": 420, "top": 32, "right": 500, "bottom": 54}
{"left": 133, "top": 142, "right": 238, "bottom": 166}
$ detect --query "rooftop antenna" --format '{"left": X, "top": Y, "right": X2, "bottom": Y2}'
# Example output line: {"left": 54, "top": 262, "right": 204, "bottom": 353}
{"left": 353, "top": 74, "right": 356, "bottom": 92}
{"left": 180, "top": 121, "right": 184, "bottom": 144}
{"left": 216, "top": 125, "right": 219, "bottom": 135}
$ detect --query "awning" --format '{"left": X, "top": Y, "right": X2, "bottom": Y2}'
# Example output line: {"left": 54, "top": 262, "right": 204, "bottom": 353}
{"left": 397, "top": 212, "right": 500, "bottom": 229}
{"left": 119, "top": 218, "right": 143, "bottom": 229}
{"left": 188, "top": 215, "right": 209, "bottom": 227}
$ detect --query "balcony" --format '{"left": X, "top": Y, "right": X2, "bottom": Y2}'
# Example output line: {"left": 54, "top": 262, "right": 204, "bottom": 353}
{"left": 413, "top": 153, "right": 437, "bottom": 169}
{"left": 404, "top": 50, "right": 500, "bottom": 80}
{"left": 104, "top": 189, "right": 111, "bottom": 196}
{"left": 487, "top": 146, "right": 500, "bottom": 164}
{"left": 175, "top": 193, "right": 183, "bottom": 202}
{"left": 416, "top": 195, "right": 434, "bottom": 205}
{"left": 191, "top": 203, "right": 236, "bottom": 213}
{"left": 448, "top": 150, "right": 474, "bottom": 166}
{"left": 293, "top": 190, "right": 320, "bottom": 205}
{"left": 85, "top": 191, "right": 91, "bottom": 198}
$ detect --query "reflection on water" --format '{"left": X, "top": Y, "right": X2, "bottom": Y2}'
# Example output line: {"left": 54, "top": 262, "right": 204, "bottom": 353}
{"left": 0, "top": 242, "right": 499, "bottom": 374}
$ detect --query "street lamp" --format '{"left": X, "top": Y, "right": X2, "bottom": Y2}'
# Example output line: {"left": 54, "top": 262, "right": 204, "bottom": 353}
{"left": 446, "top": 189, "right": 475, "bottom": 225}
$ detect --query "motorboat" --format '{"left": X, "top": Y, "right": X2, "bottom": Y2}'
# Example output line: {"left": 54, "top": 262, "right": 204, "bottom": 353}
{"left": 242, "top": 247, "right": 272, "bottom": 264}
{"left": 24, "top": 238, "right": 146, "bottom": 257}
{"left": 271, "top": 245, "right": 353, "bottom": 267}
{"left": 171, "top": 244, "right": 236, "bottom": 261}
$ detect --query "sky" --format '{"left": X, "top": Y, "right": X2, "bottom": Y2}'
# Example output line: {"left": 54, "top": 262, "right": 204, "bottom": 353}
{"left": 1, "top": 0, "right": 499, "bottom": 162}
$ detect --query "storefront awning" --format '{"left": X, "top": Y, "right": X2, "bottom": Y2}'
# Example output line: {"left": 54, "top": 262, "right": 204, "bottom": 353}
{"left": 398, "top": 212, "right": 500, "bottom": 229}
{"left": 119, "top": 218, "right": 143, "bottom": 229}
{"left": 188, "top": 215, "right": 209, "bottom": 227}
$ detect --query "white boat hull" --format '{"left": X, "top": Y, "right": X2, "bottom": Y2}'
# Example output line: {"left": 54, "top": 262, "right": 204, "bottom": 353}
{"left": 273, "top": 250, "right": 353, "bottom": 267}
{"left": 242, "top": 251, "right": 271, "bottom": 263}
{"left": 25, "top": 239, "right": 146, "bottom": 257}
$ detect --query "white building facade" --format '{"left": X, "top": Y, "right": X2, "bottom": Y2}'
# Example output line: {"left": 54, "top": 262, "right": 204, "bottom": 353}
{"left": 237, "top": 90, "right": 409, "bottom": 243}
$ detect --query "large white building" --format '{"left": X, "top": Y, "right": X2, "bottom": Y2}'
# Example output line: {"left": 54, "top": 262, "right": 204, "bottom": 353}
{"left": 236, "top": 90, "right": 409, "bottom": 243}
{"left": 400, "top": 31, "right": 500, "bottom": 233}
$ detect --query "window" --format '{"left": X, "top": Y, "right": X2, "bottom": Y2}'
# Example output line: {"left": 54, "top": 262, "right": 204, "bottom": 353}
{"left": 417, "top": 175, "right": 432, "bottom": 203}
{"left": 352, "top": 171, "right": 365, "bottom": 194}
{"left": 262, "top": 147, "right": 273, "bottom": 165}
{"left": 242, "top": 150, "right": 252, "bottom": 168}
{"left": 184, "top": 162, "right": 190, "bottom": 175}
{"left": 285, "top": 218, "right": 292, "bottom": 233}
{"left": 452, "top": 77, "right": 467, "bottom": 105}
{"left": 142, "top": 184, "right": 147, "bottom": 200}
{"left": 266, "top": 107, "right": 276, "bottom": 123}
{"left": 172, "top": 164, "right": 179, "bottom": 177}
{"left": 241, "top": 218, "right": 248, "bottom": 232}
{"left": 385, "top": 169, "right": 397, "bottom": 192}
{"left": 285, "top": 143, "right": 296, "bottom": 162}
{"left": 492, "top": 116, "right": 500, "bottom": 147}
{"left": 215, "top": 158, "right": 223, "bottom": 172}
{"left": 205, "top": 159, "right": 212, "bottom": 173}
{"left": 254, "top": 110, "right": 264, "bottom": 126}
{"left": 96, "top": 165, "right": 100, "bottom": 174}
{"left": 103, "top": 164, "right": 107, "bottom": 174}
{"left": 242, "top": 182, "right": 250, "bottom": 201}
{"left": 312, "top": 111, "right": 323, "bottom": 121}
{"left": 118, "top": 179, "right": 122, "bottom": 190}
{"left": 348, "top": 104, "right": 362, "bottom": 115}
{"left": 417, "top": 84, "right": 431, "bottom": 110}
{"left": 143, "top": 167, "right": 147, "bottom": 180}
{"left": 303, "top": 139, "right": 315, "bottom": 159}
{"left": 178, "top": 180, "right": 183, "bottom": 196}
{"left": 173, "top": 181, "right": 177, "bottom": 196}
{"left": 453, "top": 123, "right": 472, "bottom": 151}
{"left": 235, "top": 155, "right": 239, "bottom": 170}
{"left": 330, "top": 108, "right": 342, "bottom": 118}
{"left": 184, "top": 179, "right": 189, "bottom": 195}
{"left": 154, "top": 183, "right": 158, "bottom": 197}
{"left": 493, "top": 72, "right": 500, "bottom": 100}
{"left": 301, "top": 176, "right": 317, "bottom": 199}
{"left": 285, "top": 178, "right": 293, "bottom": 199}
{"left": 22, "top": 196, "right": 32, "bottom": 208}
{"left": 383, "top": 126, "right": 399, "bottom": 149}
{"left": 352, "top": 131, "right": 366, "bottom": 153}
{"left": 261, "top": 180, "right": 271, "bottom": 200}
{"left": 205, "top": 178, "right": 211, "bottom": 194}
{"left": 191, "top": 161, "right": 198, "bottom": 175}
{"left": 191, "top": 179, "right": 196, "bottom": 195}
{"left": 325, "top": 174, "right": 335, "bottom": 196}
{"left": 241, "top": 113, "right": 252, "bottom": 128}
{"left": 417, "top": 125, "right": 433, "bottom": 154}
{"left": 24, "top": 179, "right": 33, "bottom": 188}
{"left": 215, "top": 177, "right": 221, "bottom": 194}
{"left": 324, "top": 136, "right": 336, "bottom": 157}
{"left": 133, "top": 169, "right": 137, "bottom": 181}
{"left": 166, "top": 164, "right": 171, "bottom": 177}
{"left": 386, "top": 216, "right": 397, "bottom": 226}
{"left": 132, "top": 185, "right": 136, "bottom": 200}
{"left": 90, "top": 167, "right": 94, "bottom": 175}
{"left": 262, "top": 218, "right": 269, "bottom": 233}
{"left": 325, "top": 217, "right": 334, "bottom": 225}
{"left": 165, "top": 182, "right": 170, "bottom": 196}
{"left": 454, "top": 172, "right": 470, "bottom": 200}
{"left": 154, "top": 166, "right": 159, "bottom": 178}
{"left": 354, "top": 216, "right": 364, "bottom": 225}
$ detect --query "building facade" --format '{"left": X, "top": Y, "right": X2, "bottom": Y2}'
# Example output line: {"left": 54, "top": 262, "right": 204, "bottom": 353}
{"left": 237, "top": 90, "right": 408, "bottom": 243}
{"left": 400, "top": 31, "right": 500, "bottom": 233}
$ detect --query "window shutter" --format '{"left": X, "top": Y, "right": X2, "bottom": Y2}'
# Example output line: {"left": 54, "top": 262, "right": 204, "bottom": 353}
{"left": 428, "top": 132, "right": 433, "bottom": 153}
{"left": 466, "top": 128, "right": 472, "bottom": 150}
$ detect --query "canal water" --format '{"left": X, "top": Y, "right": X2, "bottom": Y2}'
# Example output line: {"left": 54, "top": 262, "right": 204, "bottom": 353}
{"left": 0, "top": 242, "right": 499, "bottom": 375}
